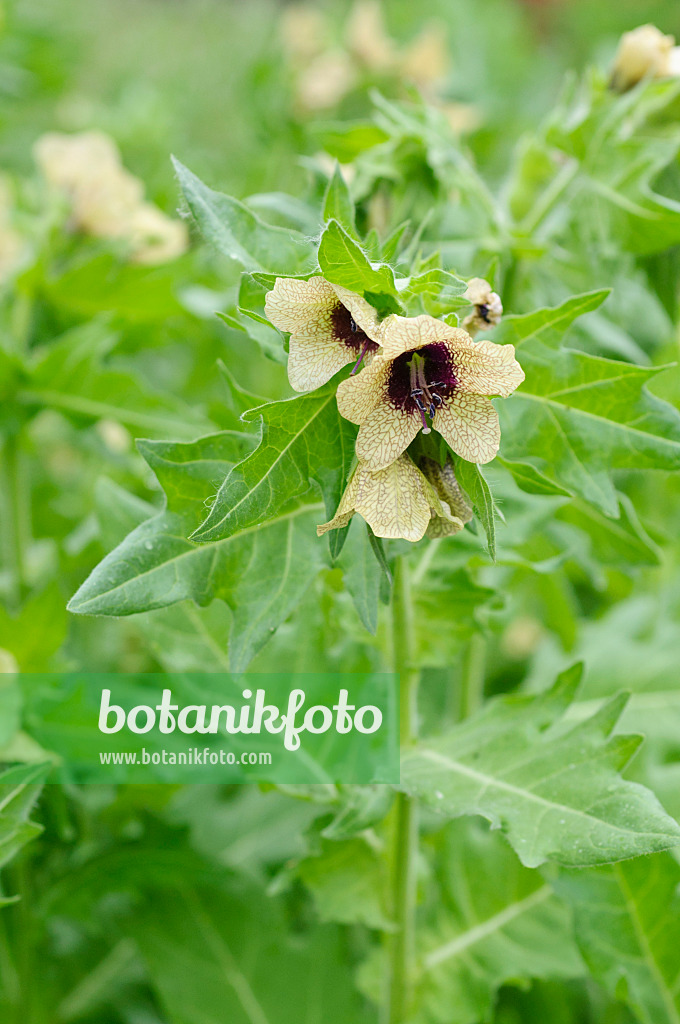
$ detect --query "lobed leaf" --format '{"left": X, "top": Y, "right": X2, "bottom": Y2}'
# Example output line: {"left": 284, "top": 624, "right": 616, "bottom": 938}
{"left": 191, "top": 385, "right": 356, "bottom": 543}
{"left": 502, "top": 340, "right": 680, "bottom": 516}
{"left": 399, "top": 665, "right": 680, "bottom": 868}
{"left": 493, "top": 289, "right": 610, "bottom": 350}
{"left": 69, "top": 432, "right": 327, "bottom": 669}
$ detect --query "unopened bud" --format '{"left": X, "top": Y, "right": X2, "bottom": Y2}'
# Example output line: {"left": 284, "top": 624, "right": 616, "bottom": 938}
{"left": 610, "top": 24, "right": 675, "bottom": 93}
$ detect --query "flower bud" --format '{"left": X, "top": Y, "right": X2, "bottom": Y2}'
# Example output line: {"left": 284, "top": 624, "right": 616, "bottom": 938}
{"left": 462, "top": 278, "right": 503, "bottom": 337}
{"left": 610, "top": 24, "right": 675, "bottom": 93}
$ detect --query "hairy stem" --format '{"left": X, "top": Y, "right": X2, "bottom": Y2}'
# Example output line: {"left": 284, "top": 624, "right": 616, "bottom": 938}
{"left": 386, "top": 557, "right": 420, "bottom": 1024}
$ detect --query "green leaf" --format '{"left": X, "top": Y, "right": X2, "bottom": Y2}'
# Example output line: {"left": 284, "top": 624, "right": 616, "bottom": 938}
{"left": 173, "top": 158, "right": 316, "bottom": 274}
{"left": 412, "top": 566, "right": 496, "bottom": 668}
{"left": 322, "top": 165, "right": 356, "bottom": 236}
{"left": 133, "top": 883, "right": 374, "bottom": 1024}
{"left": 94, "top": 477, "right": 233, "bottom": 670}
{"left": 361, "top": 819, "right": 583, "bottom": 1024}
{"left": 69, "top": 432, "right": 326, "bottom": 669}
{"left": 555, "top": 493, "right": 661, "bottom": 568}
{"left": 191, "top": 385, "right": 356, "bottom": 542}
{"left": 321, "top": 785, "right": 394, "bottom": 840}
{"left": 557, "top": 854, "right": 680, "bottom": 1024}
{"left": 170, "top": 787, "right": 321, "bottom": 877}
{"left": 20, "top": 321, "right": 211, "bottom": 438}
{"left": 94, "top": 476, "right": 157, "bottom": 550}
{"left": 216, "top": 360, "right": 266, "bottom": 417}
{"left": 502, "top": 341, "right": 680, "bottom": 517}
{"left": 455, "top": 460, "right": 498, "bottom": 561}
{"left": 545, "top": 77, "right": 680, "bottom": 256}
{"left": 318, "top": 219, "right": 398, "bottom": 301}
{"left": 338, "top": 520, "right": 382, "bottom": 635}
{"left": 0, "top": 762, "right": 50, "bottom": 901}
{"left": 497, "top": 456, "right": 572, "bottom": 497}
{"left": 400, "top": 268, "right": 468, "bottom": 317}
{"left": 0, "top": 584, "right": 69, "bottom": 672}
{"left": 43, "top": 253, "right": 183, "bottom": 322}
{"left": 298, "top": 837, "right": 392, "bottom": 930}
{"left": 399, "top": 665, "right": 680, "bottom": 868}
{"left": 493, "top": 290, "right": 610, "bottom": 350}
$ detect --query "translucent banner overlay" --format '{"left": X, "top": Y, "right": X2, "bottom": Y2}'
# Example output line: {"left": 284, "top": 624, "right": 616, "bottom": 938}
{"left": 2, "top": 673, "right": 399, "bottom": 784}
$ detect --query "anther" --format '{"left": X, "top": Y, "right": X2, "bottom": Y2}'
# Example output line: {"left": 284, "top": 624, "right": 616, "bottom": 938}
{"left": 349, "top": 315, "right": 358, "bottom": 333}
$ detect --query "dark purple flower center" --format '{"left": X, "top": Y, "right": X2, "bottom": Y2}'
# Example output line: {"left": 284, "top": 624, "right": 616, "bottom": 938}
{"left": 331, "top": 303, "right": 379, "bottom": 354}
{"left": 387, "top": 343, "right": 458, "bottom": 432}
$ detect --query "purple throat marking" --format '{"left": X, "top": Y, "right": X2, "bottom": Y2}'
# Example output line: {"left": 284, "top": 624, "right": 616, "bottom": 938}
{"left": 331, "top": 304, "right": 379, "bottom": 373}
{"left": 387, "top": 343, "right": 457, "bottom": 433}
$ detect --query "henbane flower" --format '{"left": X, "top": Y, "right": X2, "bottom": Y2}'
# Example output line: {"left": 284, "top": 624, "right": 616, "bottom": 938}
{"left": 34, "top": 131, "right": 188, "bottom": 265}
{"left": 609, "top": 25, "right": 680, "bottom": 93}
{"left": 462, "top": 277, "right": 503, "bottom": 337}
{"left": 317, "top": 454, "right": 470, "bottom": 542}
{"left": 265, "top": 276, "right": 381, "bottom": 392}
{"left": 336, "top": 314, "right": 524, "bottom": 469}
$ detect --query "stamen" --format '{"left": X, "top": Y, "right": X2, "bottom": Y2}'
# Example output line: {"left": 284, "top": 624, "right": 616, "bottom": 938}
{"left": 349, "top": 315, "right": 358, "bottom": 333}
{"left": 419, "top": 407, "right": 431, "bottom": 433}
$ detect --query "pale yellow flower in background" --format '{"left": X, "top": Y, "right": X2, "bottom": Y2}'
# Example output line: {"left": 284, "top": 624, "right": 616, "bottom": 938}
{"left": 346, "top": 0, "right": 397, "bottom": 72}
{"left": 35, "top": 131, "right": 142, "bottom": 234}
{"left": 337, "top": 315, "right": 523, "bottom": 468}
{"left": 280, "top": 3, "right": 327, "bottom": 64}
{"left": 402, "top": 22, "right": 450, "bottom": 90}
{"left": 296, "top": 50, "right": 357, "bottom": 111}
{"left": 439, "top": 102, "right": 482, "bottom": 136}
{"left": 317, "top": 454, "right": 469, "bottom": 542}
{"left": 34, "top": 131, "right": 188, "bottom": 264}
{"left": 282, "top": 0, "right": 480, "bottom": 132}
{"left": 609, "top": 24, "right": 678, "bottom": 92}
{"left": 265, "top": 276, "right": 382, "bottom": 392}
{"left": 462, "top": 277, "right": 503, "bottom": 337}
{"left": 126, "top": 202, "right": 188, "bottom": 265}
{"left": 0, "top": 177, "right": 25, "bottom": 282}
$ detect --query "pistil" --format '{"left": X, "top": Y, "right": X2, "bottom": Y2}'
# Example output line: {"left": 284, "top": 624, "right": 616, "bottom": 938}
{"left": 409, "top": 353, "right": 444, "bottom": 433}
{"left": 351, "top": 342, "right": 372, "bottom": 374}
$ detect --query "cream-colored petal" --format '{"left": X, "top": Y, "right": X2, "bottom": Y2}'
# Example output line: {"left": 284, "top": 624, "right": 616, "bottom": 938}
{"left": 264, "top": 275, "right": 337, "bottom": 334}
{"left": 330, "top": 282, "right": 381, "bottom": 342}
{"left": 610, "top": 25, "right": 674, "bottom": 92}
{"left": 288, "top": 333, "right": 353, "bottom": 392}
{"left": 353, "top": 457, "right": 432, "bottom": 542}
{"left": 464, "top": 277, "right": 494, "bottom": 307}
{"left": 426, "top": 509, "right": 468, "bottom": 539}
{"left": 355, "top": 403, "right": 422, "bottom": 471}
{"left": 379, "top": 313, "right": 457, "bottom": 360}
{"left": 434, "top": 392, "right": 500, "bottom": 465}
{"left": 446, "top": 336, "right": 524, "bottom": 397}
{"left": 336, "top": 355, "right": 390, "bottom": 424}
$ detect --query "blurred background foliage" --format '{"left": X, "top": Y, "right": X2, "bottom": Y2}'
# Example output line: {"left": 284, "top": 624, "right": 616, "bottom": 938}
{"left": 2, "top": 1, "right": 680, "bottom": 1022}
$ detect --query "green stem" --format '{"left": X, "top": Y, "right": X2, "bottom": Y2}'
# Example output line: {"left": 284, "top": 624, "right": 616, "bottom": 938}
{"left": 518, "top": 158, "right": 579, "bottom": 237}
{"left": 1, "top": 434, "right": 29, "bottom": 610}
{"left": 386, "top": 557, "right": 420, "bottom": 1024}
{"left": 459, "top": 632, "right": 486, "bottom": 721}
